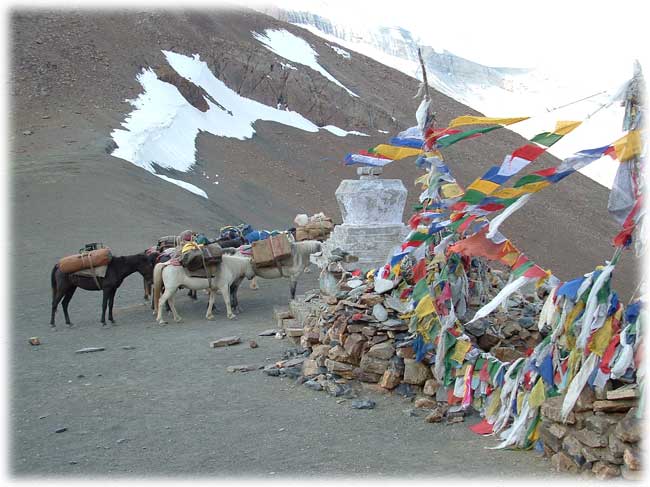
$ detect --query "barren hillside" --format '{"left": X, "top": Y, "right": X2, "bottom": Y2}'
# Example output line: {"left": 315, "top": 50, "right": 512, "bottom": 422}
{"left": 9, "top": 8, "right": 639, "bottom": 296}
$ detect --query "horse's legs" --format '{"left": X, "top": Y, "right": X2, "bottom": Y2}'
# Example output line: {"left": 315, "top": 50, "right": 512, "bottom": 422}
{"left": 156, "top": 287, "right": 176, "bottom": 324}
{"left": 61, "top": 286, "right": 77, "bottom": 326}
{"left": 249, "top": 276, "right": 259, "bottom": 290}
{"left": 206, "top": 290, "right": 216, "bottom": 320}
{"left": 229, "top": 280, "right": 242, "bottom": 313}
{"left": 289, "top": 278, "right": 298, "bottom": 300}
{"left": 221, "top": 285, "right": 236, "bottom": 319}
{"left": 108, "top": 288, "right": 117, "bottom": 323}
{"left": 143, "top": 277, "right": 151, "bottom": 301}
{"left": 100, "top": 290, "right": 109, "bottom": 325}
{"left": 188, "top": 289, "right": 197, "bottom": 300}
{"left": 168, "top": 294, "right": 182, "bottom": 322}
{"left": 50, "top": 283, "right": 68, "bottom": 327}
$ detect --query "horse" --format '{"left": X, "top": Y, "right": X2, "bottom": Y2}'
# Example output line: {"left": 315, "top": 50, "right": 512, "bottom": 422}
{"left": 50, "top": 252, "right": 157, "bottom": 327}
{"left": 230, "top": 240, "right": 322, "bottom": 309}
{"left": 153, "top": 253, "right": 255, "bottom": 324}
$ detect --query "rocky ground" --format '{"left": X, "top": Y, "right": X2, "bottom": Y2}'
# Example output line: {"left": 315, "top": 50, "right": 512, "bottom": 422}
{"left": 10, "top": 266, "right": 562, "bottom": 478}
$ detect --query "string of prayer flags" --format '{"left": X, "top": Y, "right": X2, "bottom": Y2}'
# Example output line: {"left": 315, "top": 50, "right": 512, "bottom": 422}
{"left": 529, "top": 120, "right": 582, "bottom": 147}
{"left": 448, "top": 115, "right": 530, "bottom": 128}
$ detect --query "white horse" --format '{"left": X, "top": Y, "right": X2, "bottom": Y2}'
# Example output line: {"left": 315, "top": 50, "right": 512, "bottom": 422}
{"left": 153, "top": 254, "right": 255, "bottom": 324}
{"left": 231, "top": 240, "right": 322, "bottom": 309}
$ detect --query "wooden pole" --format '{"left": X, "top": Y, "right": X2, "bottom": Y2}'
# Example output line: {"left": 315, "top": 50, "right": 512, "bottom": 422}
{"left": 417, "top": 47, "right": 430, "bottom": 100}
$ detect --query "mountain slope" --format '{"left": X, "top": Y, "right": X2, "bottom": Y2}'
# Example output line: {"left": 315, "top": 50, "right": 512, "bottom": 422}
{"left": 9, "top": 8, "right": 639, "bottom": 297}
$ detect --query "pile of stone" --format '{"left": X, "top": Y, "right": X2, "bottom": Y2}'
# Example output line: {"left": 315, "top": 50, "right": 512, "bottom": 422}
{"left": 465, "top": 293, "right": 544, "bottom": 361}
{"left": 539, "top": 384, "right": 642, "bottom": 479}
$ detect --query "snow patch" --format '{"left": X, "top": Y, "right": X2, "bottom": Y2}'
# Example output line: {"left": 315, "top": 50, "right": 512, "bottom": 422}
{"left": 252, "top": 29, "right": 359, "bottom": 97}
{"left": 155, "top": 174, "right": 208, "bottom": 198}
{"left": 281, "top": 62, "right": 297, "bottom": 70}
{"left": 321, "top": 125, "right": 368, "bottom": 137}
{"left": 329, "top": 44, "right": 351, "bottom": 59}
{"left": 111, "top": 50, "right": 367, "bottom": 198}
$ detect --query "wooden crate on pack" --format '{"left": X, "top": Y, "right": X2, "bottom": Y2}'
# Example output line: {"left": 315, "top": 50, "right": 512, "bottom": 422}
{"left": 59, "top": 248, "right": 112, "bottom": 274}
{"left": 252, "top": 234, "right": 291, "bottom": 267}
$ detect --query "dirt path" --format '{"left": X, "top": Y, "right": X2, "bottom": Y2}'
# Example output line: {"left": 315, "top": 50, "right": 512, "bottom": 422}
{"left": 10, "top": 266, "right": 564, "bottom": 479}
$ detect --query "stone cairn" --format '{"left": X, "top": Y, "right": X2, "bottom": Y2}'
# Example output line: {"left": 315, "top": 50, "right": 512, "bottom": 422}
{"left": 262, "top": 256, "right": 644, "bottom": 479}
{"left": 539, "top": 385, "right": 642, "bottom": 480}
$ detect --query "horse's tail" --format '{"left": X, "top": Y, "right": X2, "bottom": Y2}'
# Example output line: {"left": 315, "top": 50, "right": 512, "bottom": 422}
{"left": 153, "top": 263, "right": 164, "bottom": 313}
{"left": 50, "top": 265, "right": 58, "bottom": 301}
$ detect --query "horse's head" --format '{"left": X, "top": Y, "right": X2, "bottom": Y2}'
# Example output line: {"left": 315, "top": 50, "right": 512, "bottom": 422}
{"left": 136, "top": 252, "right": 157, "bottom": 283}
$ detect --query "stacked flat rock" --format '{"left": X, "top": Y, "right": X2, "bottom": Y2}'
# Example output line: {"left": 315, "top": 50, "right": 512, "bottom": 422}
{"left": 539, "top": 385, "right": 643, "bottom": 479}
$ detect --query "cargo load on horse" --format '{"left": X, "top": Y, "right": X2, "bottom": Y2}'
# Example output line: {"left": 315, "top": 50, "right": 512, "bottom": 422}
{"left": 180, "top": 242, "right": 223, "bottom": 273}
{"left": 58, "top": 246, "right": 112, "bottom": 274}
{"left": 251, "top": 233, "right": 292, "bottom": 267}
{"left": 294, "top": 213, "right": 334, "bottom": 241}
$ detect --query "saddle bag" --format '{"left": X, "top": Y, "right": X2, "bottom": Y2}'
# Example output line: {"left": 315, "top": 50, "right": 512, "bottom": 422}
{"left": 59, "top": 248, "right": 112, "bottom": 274}
{"left": 181, "top": 244, "right": 223, "bottom": 271}
{"left": 157, "top": 235, "right": 178, "bottom": 252}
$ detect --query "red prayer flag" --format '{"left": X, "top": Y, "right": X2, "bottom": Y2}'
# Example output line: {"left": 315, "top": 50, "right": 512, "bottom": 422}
{"left": 469, "top": 419, "right": 494, "bottom": 435}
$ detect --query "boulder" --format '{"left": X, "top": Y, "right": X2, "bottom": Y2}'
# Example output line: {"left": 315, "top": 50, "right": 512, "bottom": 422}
{"left": 593, "top": 399, "right": 637, "bottom": 413}
{"left": 324, "top": 359, "right": 355, "bottom": 379}
{"left": 551, "top": 452, "right": 581, "bottom": 473}
{"left": 491, "top": 346, "right": 525, "bottom": 363}
{"left": 575, "top": 427, "right": 608, "bottom": 448}
{"left": 379, "top": 369, "right": 401, "bottom": 390}
{"left": 574, "top": 387, "right": 596, "bottom": 412}
{"left": 328, "top": 345, "right": 353, "bottom": 364}
{"left": 302, "top": 359, "right": 321, "bottom": 377}
{"left": 424, "top": 405, "right": 448, "bottom": 423}
{"left": 623, "top": 446, "right": 642, "bottom": 471}
{"left": 403, "top": 359, "right": 433, "bottom": 385}
{"left": 366, "top": 341, "right": 396, "bottom": 360}
{"left": 414, "top": 397, "right": 437, "bottom": 409}
{"left": 359, "top": 355, "right": 390, "bottom": 375}
{"left": 353, "top": 367, "right": 382, "bottom": 383}
{"left": 343, "top": 333, "right": 367, "bottom": 362}
{"left": 614, "top": 407, "right": 641, "bottom": 443}
{"left": 592, "top": 461, "right": 621, "bottom": 479}
{"left": 541, "top": 395, "right": 576, "bottom": 424}
{"left": 372, "top": 303, "right": 389, "bottom": 322}
{"left": 422, "top": 379, "right": 440, "bottom": 397}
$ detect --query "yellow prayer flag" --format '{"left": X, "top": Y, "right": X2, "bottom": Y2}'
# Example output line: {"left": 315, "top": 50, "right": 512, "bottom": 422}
{"left": 528, "top": 378, "right": 547, "bottom": 408}
{"left": 613, "top": 130, "right": 642, "bottom": 162}
{"left": 415, "top": 173, "right": 429, "bottom": 187}
{"left": 450, "top": 339, "right": 472, "bottom": 364}
{"left": 554, "top": 120, "right": 582, "bottom": 136}
{"left": 467, "top": 179, "right": 500, "bottom": 194}
{"left": 517, "top": 391, "right": 525, "bottom": 412}
{"left": 589, "top": 316, "right": 614, "bottom": 357}
{"left": 441, "top": 182, "right": 464, "bottom": 199}
{"left": 492, "top": 181, "right": 551, "bottom": 199}
{"left": 373, "top": 144, "right": 423, "bottom": 160}
{"left": 486, "top": 389, "right": 501, "bottom": 418}
{"left": 415, "top": 294, "right": 435, "bottom": 319}
{"left": 449, "top": 115, "right": 529, "bottom": 128}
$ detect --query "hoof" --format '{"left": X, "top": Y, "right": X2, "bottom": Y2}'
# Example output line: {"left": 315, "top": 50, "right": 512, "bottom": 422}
{"left": 227, "top": 314, "right": 238, "bottom": 320}
{"left": 173, "top": 317, "right": 183, "bottom": 323}
{"left": 249, "top": 284, "right": 259, "bottom": 290}
{"left": 158, "top": 320, "right": 168, "bottom": 325}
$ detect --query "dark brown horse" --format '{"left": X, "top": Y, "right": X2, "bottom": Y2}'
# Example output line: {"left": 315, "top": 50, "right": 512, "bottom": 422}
{"left": 50, "top": 252, "right": 156, "bottom": 327}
